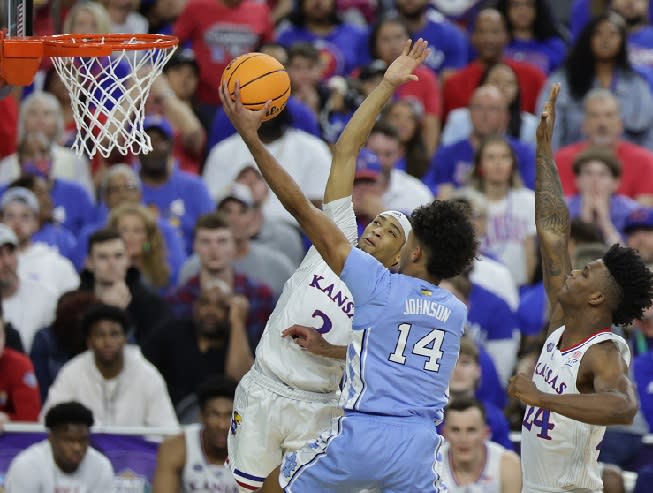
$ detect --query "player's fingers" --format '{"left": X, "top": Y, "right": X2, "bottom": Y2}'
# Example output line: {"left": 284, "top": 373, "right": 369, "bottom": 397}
{"left": 418, "top": 46, "right": 430, "bottom": 64}
{"left": 262, "top": 100, "right": 272, "bottom": 116}
{"left": 411, "top": 38, "right": 425, "bottom": 58}
{"left": 408, "top": 75, "right": 419, "bottom": 81}
{"left": 402, "top": 39, "right": 412, "bottom": 57}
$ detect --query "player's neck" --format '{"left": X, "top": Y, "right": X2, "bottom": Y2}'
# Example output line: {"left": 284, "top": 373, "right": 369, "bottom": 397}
{"left": 560, "top": 308, "right": 612, "bottom": 346}
{"left": 399, "top": 262, "right": 438, "bottom": 285}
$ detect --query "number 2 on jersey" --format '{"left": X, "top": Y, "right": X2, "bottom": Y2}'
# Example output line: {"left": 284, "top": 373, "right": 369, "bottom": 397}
{"left": 522, "top": 405, "right": 555, "bottom": 440}
{"left": 388, "top": 323, "right": 444, "bottom": 372}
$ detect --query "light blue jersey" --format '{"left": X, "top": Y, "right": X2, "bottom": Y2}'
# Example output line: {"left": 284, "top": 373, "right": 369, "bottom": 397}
{"left": 340, "top": 248, "right": 467, "bottom": 422}
{"left": 280, "top": 248, "right": 467, "bottom": 492}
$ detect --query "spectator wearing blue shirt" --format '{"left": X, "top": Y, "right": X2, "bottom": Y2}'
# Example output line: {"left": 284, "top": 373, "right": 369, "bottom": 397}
{"left": 138, "top": 116, "right": 214, "bottom": 255}
{"left": 571, "top": 0, "right": 653, "bottom": 41}
{"left": 566, "top": 147, "right": 640, "bottom": 242}
{"left": 75, "top": 165, "right": 186, "bottom": 280}
{"left": 424, "top": 86, "right": 535, "bottom": 198}
{"left": 3, "top": 176, "right": 77, "bottom": 263}
{"left": 612, "top": 0, "right": 653, "bottom": 89}
{"left": 495, "top": 0, "right": 567, "bottom": 74}
{"left": 4, "top": 131, "right": 95, "bottom": 238}
{"left": 395, "top": 0, "right": 468, "bottom": 78}
{"left": 276, "top": 0, "right": 368, "bottom": 79}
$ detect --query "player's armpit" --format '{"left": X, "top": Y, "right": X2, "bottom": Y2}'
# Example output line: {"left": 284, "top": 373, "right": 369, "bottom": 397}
{"left": 499, "top": 450, "right": 522, "bottom": 493}
{"left": 151, "top": 435, "right": 185, "bottom": 493}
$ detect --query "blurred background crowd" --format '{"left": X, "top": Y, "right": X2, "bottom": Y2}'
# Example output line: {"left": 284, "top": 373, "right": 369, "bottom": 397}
{"left": 1, "top": 0, "right": 653, "bottom": 486}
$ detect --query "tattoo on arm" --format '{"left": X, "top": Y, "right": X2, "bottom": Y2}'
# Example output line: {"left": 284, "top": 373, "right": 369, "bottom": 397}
{"left": 535, "top": 153, "right": 569, "bottom": 236}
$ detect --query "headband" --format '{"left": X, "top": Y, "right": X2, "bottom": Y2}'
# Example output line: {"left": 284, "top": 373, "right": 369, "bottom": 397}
{"left": 380, "top": 210, "right": 412, "bottom": 242}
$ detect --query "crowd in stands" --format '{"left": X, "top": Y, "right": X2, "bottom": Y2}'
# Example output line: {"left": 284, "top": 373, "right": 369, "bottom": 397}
{"left": 2, "top": 0, "right": 653, "bottom": 489}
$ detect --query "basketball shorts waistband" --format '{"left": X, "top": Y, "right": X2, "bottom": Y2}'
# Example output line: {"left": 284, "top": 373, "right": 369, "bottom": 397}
{"left": 246, "top": 363, "right": 339, "bottom": 404}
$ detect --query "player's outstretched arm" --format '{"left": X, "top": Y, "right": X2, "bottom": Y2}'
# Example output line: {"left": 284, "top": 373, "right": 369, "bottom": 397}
{"left": 508, "top": 341, "right": 638, "bottom": 426}
{"left": 221, "top": 83, "right": 352, "bottom": 275}
{"left": 534, "top": 84, "right": 571, "bottom": 334}
{"left": 151, "top": 435, "right": 185, "bottom": 493}
{"left": 323, "top": 39, "right": 429, "bottom": 203}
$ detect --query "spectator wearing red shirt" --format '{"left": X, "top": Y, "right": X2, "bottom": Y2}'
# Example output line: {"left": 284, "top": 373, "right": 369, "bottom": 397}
{"left": 369, "top": 16, "right": 441, "bottom": 157}
{"left": 174, "top": 0, "right": 274, "bottom": 129}
{"left": 554, "top": 89, "right": 653, "bottom": 206}
{"left": 441, "top": 8, "right": 546, "bottom": 121}
{"left": 0, "top": 96, "right": 18, "bottom": 160}
{"left": 0, "top": 305, "right": 41, "bottom": 425}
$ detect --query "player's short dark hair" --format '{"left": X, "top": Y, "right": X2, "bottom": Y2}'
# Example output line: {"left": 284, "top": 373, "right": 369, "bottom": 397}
{"left": 45, "top": 401, "right": 94, "bottom": 430}
{"left": 193, "top": 212, "right": 230, "bottom": 240}
{"left": 410, "top": 200, "right": 478, "bottom": 280}
{"left": 602, "top": 244, "right": 653, "bottom": 325}
{"left": 197, "top": 376, "right": 238, "bottom": 411}
{"left": 87, "top": 228, "right": 124, "bottom": 255}
{"left": 81, "top": 303, "right": 130, "bottom": 339}
{"left": 444, "top": 396, "right": 487, "bottom": 423}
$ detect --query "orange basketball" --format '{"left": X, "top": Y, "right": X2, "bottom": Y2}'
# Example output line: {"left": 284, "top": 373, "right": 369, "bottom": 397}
{"left": 221, "top": 52, "right": 291, "bottom": 122}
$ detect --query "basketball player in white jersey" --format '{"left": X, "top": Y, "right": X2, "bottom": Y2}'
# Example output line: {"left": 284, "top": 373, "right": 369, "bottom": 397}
{"left": 441, "top": 397, "right": 521, "bottom": 493}
{"left": 226, "top": 44, "right": 429, "bottom": 491}
{"left": 508, "top": 84, "right": 653, "bottom": 493}
{"left": 152, "top": 377, "right": 239, "bottom": 493}
{"left": 4, "top": 401, "right": 114, "bottom": 492}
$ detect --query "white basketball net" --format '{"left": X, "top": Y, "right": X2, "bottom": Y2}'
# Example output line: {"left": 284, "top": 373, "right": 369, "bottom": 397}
{"left": 50, "top": 36, "right": 177, "bottom": 158}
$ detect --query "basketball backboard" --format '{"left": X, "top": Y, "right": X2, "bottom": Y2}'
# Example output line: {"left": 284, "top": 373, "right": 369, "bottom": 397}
{"left": 0, "top": 0, "right": 33, "bottom": 37}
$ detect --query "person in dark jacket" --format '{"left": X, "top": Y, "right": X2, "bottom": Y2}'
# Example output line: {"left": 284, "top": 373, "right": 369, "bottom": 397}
{"left": 76, "top": 228, "right": 173, "bottom": 344}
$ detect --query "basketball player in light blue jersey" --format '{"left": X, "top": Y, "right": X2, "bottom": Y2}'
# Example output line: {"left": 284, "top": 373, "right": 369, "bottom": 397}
{"left": 220, "top": 39, "right": 478, "bottom": 493}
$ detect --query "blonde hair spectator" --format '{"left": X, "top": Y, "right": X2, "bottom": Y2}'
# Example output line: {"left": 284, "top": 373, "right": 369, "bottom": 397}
{"left": 63, "top": 2, "right": 113, "bottom": 34}
{"left": 108, "top": 204, "right": 170, "bottom": 289}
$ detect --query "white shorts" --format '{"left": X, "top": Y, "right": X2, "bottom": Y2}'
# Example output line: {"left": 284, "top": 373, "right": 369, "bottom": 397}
{"left": 227, "top": 364, "right": 341, "bottom": 492}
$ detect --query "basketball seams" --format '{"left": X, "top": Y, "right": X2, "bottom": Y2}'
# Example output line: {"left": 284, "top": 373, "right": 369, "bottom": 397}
{"left": 225, "top": 53, "right": 268, "bottom": 91}
{"left": 242, "top": 85, "right": 291, "bottom": 106}
{"left": 238, "top": 68, "right": 286, "bottom": 90}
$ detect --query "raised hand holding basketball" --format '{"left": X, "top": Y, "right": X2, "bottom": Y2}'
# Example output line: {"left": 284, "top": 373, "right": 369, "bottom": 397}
{"left": 383, "top": 38, "right": 430, "bottom": 87}
{"left": 220, "top": 80, "right": 271, "bottom": 140}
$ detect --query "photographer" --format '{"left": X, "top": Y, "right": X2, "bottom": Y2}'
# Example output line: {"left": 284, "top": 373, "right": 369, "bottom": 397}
{"left": 142, "top": 280, "right": 253, "bottom": 409}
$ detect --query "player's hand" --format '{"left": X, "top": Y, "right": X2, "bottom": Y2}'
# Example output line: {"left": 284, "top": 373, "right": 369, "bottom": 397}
{"left": 508, "top": 373, "right": 544, "bottom": 406}
{"left": 536, "top": 83, "right": 560, "bottom": 152}
{"left": 228, "top": 294, "right": 249, "bottom": 327}
{"left": 383, "top": 39, "right": 430, "bottom": 87}
{"left": 219, "top": 80, "right": 271, "bottom": 140}
{"left": 282, "top": 324, "right": 333, "bottom": 357}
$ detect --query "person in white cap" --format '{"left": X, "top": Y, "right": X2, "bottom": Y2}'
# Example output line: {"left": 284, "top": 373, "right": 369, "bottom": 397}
{"left": 0, "top": 223, "right": 57, "bottom": 351}
{"left": 0, "top": 187, "right": 79, "bottom": 298}
{"left": 225, "top": 43, "right": 436, "bottom": 492}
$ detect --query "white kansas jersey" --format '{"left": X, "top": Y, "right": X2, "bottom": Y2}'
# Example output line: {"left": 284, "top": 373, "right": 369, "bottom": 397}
{"left": 182, "top": 424, "right": 238, "bottom": 493}
{"left": 441, "top": 441, "right": 504, "bottom": 493}
{"left": 255, "top": 196, "right": 359, "bottom": 393}
{"left": 521, "top": 326, "right": 630, "bottom": 492}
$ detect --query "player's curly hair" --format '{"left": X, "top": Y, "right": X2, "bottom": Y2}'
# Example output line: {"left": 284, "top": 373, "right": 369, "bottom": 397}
{"left": 410, "top": 200, "right": 478, "bottom": 280}
{"left": 602, "top": 244, "right": 653, "bottom": 325}
{"left": 45, "top": 401, "right": 94, "bottom": 430}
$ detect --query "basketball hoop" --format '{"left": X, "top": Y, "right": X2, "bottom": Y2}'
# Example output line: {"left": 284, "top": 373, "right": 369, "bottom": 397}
{"left": 0, "top": 32, "right": 178, "bottom": 158}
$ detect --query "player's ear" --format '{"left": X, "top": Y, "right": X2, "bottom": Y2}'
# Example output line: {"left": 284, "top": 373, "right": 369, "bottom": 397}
{"left": 411, "top": 244, "right": 422, "bottom": 263}
{"left": 587, "top": 291, "right": 605, "bottom": 307}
